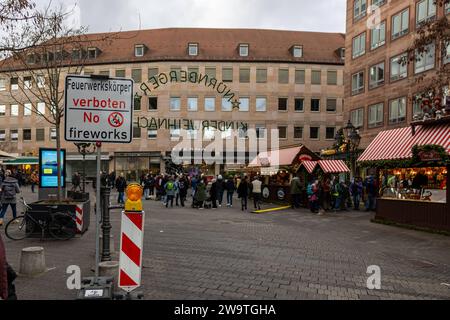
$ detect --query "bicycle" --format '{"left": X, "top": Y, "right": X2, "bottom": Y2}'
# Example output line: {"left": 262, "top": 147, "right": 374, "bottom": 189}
{"left": 5, "top": 197, "right": 77, "bottom": 241}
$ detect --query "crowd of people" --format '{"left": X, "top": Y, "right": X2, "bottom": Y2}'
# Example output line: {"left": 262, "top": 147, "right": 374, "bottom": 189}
{"left": 303, "top": 175, "right": 378, "bottom": 214}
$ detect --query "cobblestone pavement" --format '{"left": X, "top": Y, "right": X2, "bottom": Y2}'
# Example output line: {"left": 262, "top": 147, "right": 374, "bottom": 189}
{"left": 2, "top": 186, "right": 450, "bottom": 300}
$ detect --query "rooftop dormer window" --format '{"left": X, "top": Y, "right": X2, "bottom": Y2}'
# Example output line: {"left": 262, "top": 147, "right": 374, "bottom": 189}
{"left": 72, "top": 49, "right": 83, "bottom": 60}
{"left": 292, "top": 45, "right": 303, "bottom": 58}
{"left": 135, "top": 44, "right": 145, "bottom": 57}
{"left": 188, "top": 43, "right": 198, "bottom": 56}
{"left": 87, "top": 47, "right": 100, "bottom": 59}
{"left": 239, "top": 44, "right": 249, "bottom": 57}
{"left": 26, "top": 53, "right": 36, "bottom": 64}
{"left": 337, "top": 47, "right": 345, "bottom": 60}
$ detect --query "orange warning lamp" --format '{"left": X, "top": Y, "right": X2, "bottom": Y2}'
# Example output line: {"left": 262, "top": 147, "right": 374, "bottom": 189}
{"left": 125, "top": 183, "right": 143, "bottom": 212}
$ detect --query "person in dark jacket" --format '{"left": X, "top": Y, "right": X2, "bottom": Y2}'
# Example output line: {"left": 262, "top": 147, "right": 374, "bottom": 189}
{"left": 115, "top": 174, "right": 127, "bottom": 204}
{"left": 210, "top": 179, "right": 218, "bottom": 209}
{"left": 237, "top": 176, "right": 249, "bottom": 211}
{"left": 216, "top": 175, "right": 225, "bottom": 207}
{"left": 290, "top": 176, "right": 302, "bottom": 209}
{"left": 0, "top": 170, "right": 21, "bottom": 226}
{"left": 225, "top": 177, "right": 235, "bottom": 207}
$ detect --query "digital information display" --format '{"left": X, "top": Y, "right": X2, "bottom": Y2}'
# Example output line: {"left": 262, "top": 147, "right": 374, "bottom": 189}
{"left": 39, "top": 148, "right": 66, "bottom": 188}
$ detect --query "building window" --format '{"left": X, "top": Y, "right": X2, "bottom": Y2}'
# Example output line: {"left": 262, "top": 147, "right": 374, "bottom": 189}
{"left": 277, "top": 98, "right": 288, "bottom": 111}
{"left": 392, "top": 8, "right": 409, "bottom": 39}
{"left": 188, "top": 67, "right": 199, "bottom": 76}
{"left": 389, "top": 97, "right": 406, "bottom": 124}
{"left": 99, "top": 70, "right": 109, "bottom": 77}
{"left": 72, "top": 49, "right": 82, "bottom": 60}
{"left": 0, "top": 78, "right": 6, "bottom": 91}
{"left": 352, "top": 71, "right": 365, "bottom": 95}
{"left": 11, "top": 104, "right": 19, "bottom": 116}
{"left": 11, "top": 129, "right": 18, "bottom": 141}
{"left": 311, "top": 70, "right": 321, "bottom": 85}
{"left": 36, "top": 75, "right": 45, "bottom": 88}
{"left": 327, "top": 71, "right": 337, "bottom": 85}
{"left": 37, "top": 102, "right": 45, "bottom": 115}
{"left": 203, "top": 128, "right": 216, "bottom": 140}
{"left": 239, "top": 44, "right": 249, "bottom": 57}
{"left": 415, "top": 43, "right": 435, "bottom": 74}
{"left": 311, "top": 99, "right": 320, "bottom": 112}
{"left": 352, "top": 32, "right": 366, "bottom": 58}
{"left": 238, "top": 127, "right": 248, "bottom": 139}
{"left": 239, "top": 68, "right": 250, "bottom": 83}
{"left": 134, "top": 96, "right": 141, "bottom": 111}
{"left": 295, "top": 98, "right": 304, "bottom": 112}
{"left": 369, "top": 62, "right": 385, "bottom": 89}
{"left": 36, "top": 128, "right": 45, "bottom": 142}
{"left": 390, "top": 53, "right": 408, "bottom": 81}
{"left": 87, "top": 47, "right": 98, "bottom": 59}
{"left": 239, "top": 97, "right": 249, "bottom": 112}
{"left": 294, "top": 127, "right": 303, "bottom": 139}
{"left": 24, "top": 103, "right": 32, "bottom": 116}
{"left": 351, "top": 108, "right": 364, "bottom": 129}
{"left": 256, "top": 98, "right": 267, "bottom": 112}
{"left": 368, "top": 103, "right": 384, "bottom": 128}
{"left": 147, "top": 130, "right": 157, "bottom": 139}
{"left": 187, "top": 130, "right": 198, "bottom": 140}
{"left": 256, "top": 68, "right": 267, "bottom": 83}
{"left": 354, "top": 0, "right": 367, "bottom": 21}
{"left": 446, "top": 2, "right": 450, "bottom": 14}
{"left": 188, "top": 43, "right": 198, "bottom": 56}
{"left": 222, "top": 67, "right": 233, "bottom": 82}
{"left": 170, "top": 67, "right": 181, "bottom": 79}
{"left": 133, "top": 125, "right": 141, "bottom": 139}
{"left": 24, "top": 76, "right": 32, "bottom": 89}
{"left": 187, "top": 97, "right": 198, "bottom": 112}
{"left": 371, "top": 0, "right": 386, "bottom": 8}
{"left": 10, "top": 77, "right": 18, "bottom": 90}
{"left": 0, "top": 129, "right": 6, "bottom": 141}
{"left": 278, "top": 126, "right": 287, "bottom": 139}
{"left": 370, "top": 21, "right": 386, "bottom": 50}
{"left": 416, "top": 0, "right": 436, "bottom": 26}
{"left": 204, "top": 97, "right": 215, "bottom": 111}
{"left": 295, "top": 69, "right": 305, "bottom": 84}
{"left": 326, "top": 127, "right": 336, "bottom": 140}
{"left": 278, "top": 69, "right": 289, "bottom": 84}
{"left": 310, "top": 127, "right": 319, "bottom": 140}
{"left": 170, "top": 97, "right": 181, "bottom": 111}
{"left": 222, "top": 98, "right": 232, "bottom": 112}
{"left": 293, "top": 45, "right": 303, "bottom": 58}
{"left": 444, "top": 42, "right": 450, "bottom": 64}
{"left": 205, "top": 67, "right": 216, "bottom": 79}
{"left": 255, "top": 125, "right": 266, "bottom": 139}
{"left": 135, "top": 44, "right": 145, "bottom": 57}
{"left": 115, "top": 69, "right": 126, "bottom": 78}
{"left": 23, "top": 129, "right": 31, "bottom": 141}
{"left": 148, "top": 97, "right": 157, "bottom": 111}
{"left": 50, "top": 128, "right": 57, "bottom": 140}
{"left": 131, "top": 69, "right": 142, "bottom": 83}
{"left": 0, "top": 105, "right": 5, "bottom": 116}
{"left": 413, "top": 95, "right": 423, "bottom": 116}
{"left": 326, "top": 99, "right": 337, "bottom": 112}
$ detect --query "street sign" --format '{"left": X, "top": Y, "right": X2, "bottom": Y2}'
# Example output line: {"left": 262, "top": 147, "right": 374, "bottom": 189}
{"left": 64, "top": 75, "right": 134, "bottom": 143}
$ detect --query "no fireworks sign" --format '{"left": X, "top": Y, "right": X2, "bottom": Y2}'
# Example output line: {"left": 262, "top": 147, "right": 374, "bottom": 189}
{"left": 64, "top": 75, "right": 134, "bottom": 143}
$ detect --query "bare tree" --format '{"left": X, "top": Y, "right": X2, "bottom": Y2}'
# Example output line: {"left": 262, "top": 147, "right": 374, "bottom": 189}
{"left": 403, "top": 0, "right": 450, "bottom": 114}
{"left": 0, "top": 4, "right": 118, "bottom": 200}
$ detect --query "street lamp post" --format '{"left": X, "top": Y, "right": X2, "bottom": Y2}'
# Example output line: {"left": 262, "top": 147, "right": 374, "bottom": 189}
{"left": 341, "top": 120, "right": 361, "bottom": 178}
{"left": 74, "top": 143, "right": 97, "bottom": 193}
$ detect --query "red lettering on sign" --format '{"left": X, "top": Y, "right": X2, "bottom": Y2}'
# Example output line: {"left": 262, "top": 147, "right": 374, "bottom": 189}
{"left": 83, "top": 112, "right": 100, "bottom": 123}
{"left": 72, "top": 98, "right": 126, "bottom": 109}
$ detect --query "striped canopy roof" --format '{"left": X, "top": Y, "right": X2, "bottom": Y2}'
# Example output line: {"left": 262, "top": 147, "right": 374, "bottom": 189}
{"left": 301, "top": 160, "right": 350, "bottom": 173}
{"left": 358, "top": 124, "right": 450, "bottom": 162}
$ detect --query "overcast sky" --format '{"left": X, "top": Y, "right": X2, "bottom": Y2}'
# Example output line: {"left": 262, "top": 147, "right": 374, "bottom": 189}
{"left": 37, "top": 0, "right": 346, "bottom": 34}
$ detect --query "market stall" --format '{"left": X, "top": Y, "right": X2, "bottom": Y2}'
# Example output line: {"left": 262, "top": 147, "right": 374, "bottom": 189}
{"left": 357, "top": 122, "right": 450, "bottom": 232}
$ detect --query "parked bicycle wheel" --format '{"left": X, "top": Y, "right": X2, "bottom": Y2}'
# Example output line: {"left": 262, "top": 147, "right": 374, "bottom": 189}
{"left": 5, "top": 216, "right": 35, "bottom": 240}
{"left": 48, "top": 212, "right": 76, "bottom": 240}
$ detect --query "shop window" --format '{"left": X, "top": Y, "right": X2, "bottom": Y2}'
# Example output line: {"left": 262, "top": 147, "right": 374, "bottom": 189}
{"left": 278, "top": 98, "right": 288, "bottom": 111}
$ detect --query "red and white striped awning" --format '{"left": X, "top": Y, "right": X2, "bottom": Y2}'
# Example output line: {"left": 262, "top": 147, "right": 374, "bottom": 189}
{"left": 301, "top": 161, "right": 318, "bottom": 173}
{"left": 358, "top": 123, "right": 450, "bottom": 162}
{"left": 300, "top": 160, "right": 350, "bottom": 173}
{"left": 318, "top": 160, "right": 350, "bottom": 173}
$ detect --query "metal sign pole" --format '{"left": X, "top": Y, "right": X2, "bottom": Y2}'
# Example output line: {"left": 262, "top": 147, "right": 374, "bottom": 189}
{"left": 95, "top": 144, "right": 102, "bottom": 282}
